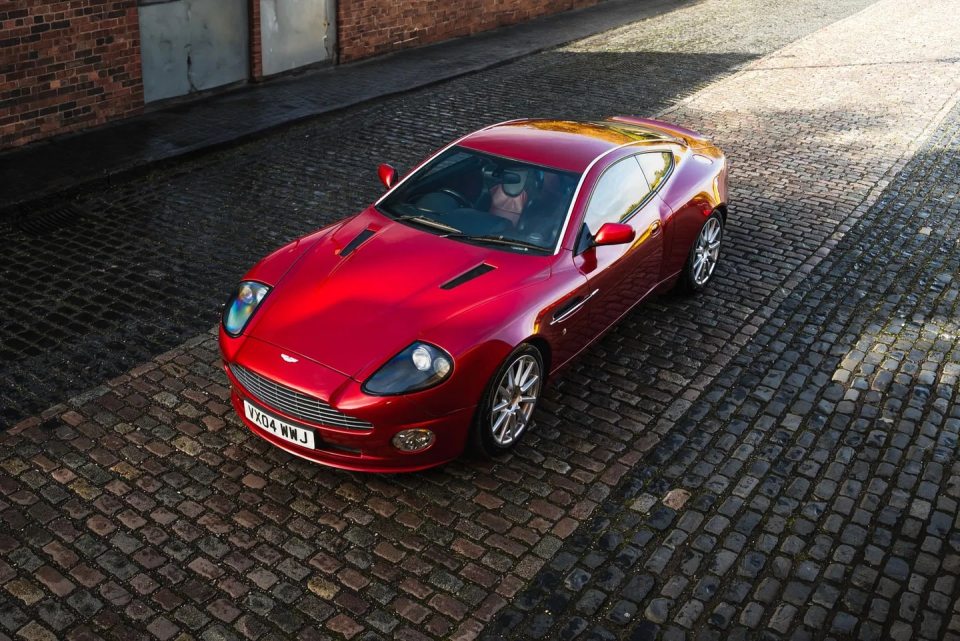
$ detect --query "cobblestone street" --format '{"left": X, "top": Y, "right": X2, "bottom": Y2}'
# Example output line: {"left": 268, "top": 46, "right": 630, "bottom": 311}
{"left": 0, "top": 0, "right": 874, "bottom": 426}
{"left": 3, "top": 0, "right": 960, "bottom": 640}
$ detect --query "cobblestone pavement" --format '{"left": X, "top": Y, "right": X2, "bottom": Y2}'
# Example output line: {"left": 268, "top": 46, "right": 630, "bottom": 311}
{"left": 485, "top": 50, "right": 960, "bottom": 641}
{"left": 0, "top": 0, "right": 876, "bottom": 426}
{"left": 3, "top": 2, "right": 960, "bottom": 641}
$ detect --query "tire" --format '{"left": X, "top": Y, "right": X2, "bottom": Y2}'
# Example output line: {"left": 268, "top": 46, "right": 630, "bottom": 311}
{"left": 469, "top": 344, "right": 544, "bottom": 458}
{"left": 675, "top": 210, "right": 724, "bottom": 293}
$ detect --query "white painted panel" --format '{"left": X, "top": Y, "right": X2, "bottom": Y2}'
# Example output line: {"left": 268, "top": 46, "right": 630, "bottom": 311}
{"left": 260, "top": 0, "right": 335, "bottom": 76}
{"left": 140, "top": 0, "right": 249, "bottom": 103}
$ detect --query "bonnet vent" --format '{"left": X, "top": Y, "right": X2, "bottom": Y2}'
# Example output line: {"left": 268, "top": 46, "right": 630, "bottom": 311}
{"left": 441, "top": 264, "right": 496, "bottom": 290}
{"left": 340, "top": 228, "right": 376, "bottom": 257}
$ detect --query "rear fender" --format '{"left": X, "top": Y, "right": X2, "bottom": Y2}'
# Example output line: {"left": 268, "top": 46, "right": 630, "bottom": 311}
{"left": 606, "top": 115, "right": 712, "bottom": 148}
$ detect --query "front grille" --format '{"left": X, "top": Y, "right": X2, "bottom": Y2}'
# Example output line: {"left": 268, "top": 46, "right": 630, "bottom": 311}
{"left": 230, "top": 363, "right": 373, "bottom": 430}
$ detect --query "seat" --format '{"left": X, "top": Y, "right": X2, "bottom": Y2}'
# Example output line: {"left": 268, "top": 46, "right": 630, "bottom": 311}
{"left": 489, "top": 168, "right": 529, "bottom": 226}
{"left": 516, "top": 173, "right": 565, "bottom": 246}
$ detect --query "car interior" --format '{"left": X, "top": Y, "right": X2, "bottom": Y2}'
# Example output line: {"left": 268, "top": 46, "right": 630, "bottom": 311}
{"left": 378, "top": 147, "right": 581, "bottom": 252}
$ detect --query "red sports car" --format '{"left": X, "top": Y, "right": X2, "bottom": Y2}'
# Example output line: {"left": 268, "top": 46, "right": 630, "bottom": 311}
{"left": 219, "top": 117, "right": 728, "bottom": 472}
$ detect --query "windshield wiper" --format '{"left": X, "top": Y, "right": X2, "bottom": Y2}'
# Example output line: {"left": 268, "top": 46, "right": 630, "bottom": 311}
{"left": 394, "top": 215, "right": 462, "bottom": 234}
{"left": 443, "top": 233, "right": 547, "bottom": 253}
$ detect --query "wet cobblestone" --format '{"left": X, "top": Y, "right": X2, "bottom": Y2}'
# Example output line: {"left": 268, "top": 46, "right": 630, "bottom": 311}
{"left": 486, "top": 91, "right": 960, "bottom": 641}
{"left": 3, "top": 0, "right": 960, "bottom": 640}
{"left": 0, "top": 0, "right": 875, "bottom": 427}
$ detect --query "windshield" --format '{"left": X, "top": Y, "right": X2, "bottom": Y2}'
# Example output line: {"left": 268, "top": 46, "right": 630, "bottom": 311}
{"left": 378, "top": 146, "right": 581, "bottom": 254}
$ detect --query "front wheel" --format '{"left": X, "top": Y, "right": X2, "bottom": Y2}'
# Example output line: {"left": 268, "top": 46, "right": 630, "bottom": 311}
{"left": 469, "top": 344, "right": 544, "bottom": 458}
{"left": 676, "top": 211, "right": 723, "bottom": 293}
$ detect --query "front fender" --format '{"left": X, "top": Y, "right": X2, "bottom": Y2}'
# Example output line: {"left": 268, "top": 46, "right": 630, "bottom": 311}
{"left": 409, "top": 277, "right": 562, "bottom": 418}
{"left": 244, "top": 220, "right": 345, "bottom": 286}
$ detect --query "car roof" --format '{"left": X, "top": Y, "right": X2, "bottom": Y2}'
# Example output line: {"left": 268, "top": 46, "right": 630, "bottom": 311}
{"left": 457, "top": 119, "right": 676, "bottom": 173}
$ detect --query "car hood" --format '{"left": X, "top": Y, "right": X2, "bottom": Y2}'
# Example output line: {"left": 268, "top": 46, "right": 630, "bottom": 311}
{"left": 246, "top": 207, "right": 551, "bottom": 379}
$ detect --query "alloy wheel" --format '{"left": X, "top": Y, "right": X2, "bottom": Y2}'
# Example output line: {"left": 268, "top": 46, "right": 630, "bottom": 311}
{"left": 692, "top": 216, "right": 722, "bottom": 285}
{"left": 490, "top": 354, "right": 541, "bottom": 446}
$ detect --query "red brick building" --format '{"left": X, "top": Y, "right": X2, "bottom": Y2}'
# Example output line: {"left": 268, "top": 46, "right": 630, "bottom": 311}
{"left": 0, "top": 2, "right": 142, "bottom": 149}
{"left": 336, "top": 0, "right": 601, "bottom": 62}
{"left": 0, "top": 0, "right": 602, "bottom": 150}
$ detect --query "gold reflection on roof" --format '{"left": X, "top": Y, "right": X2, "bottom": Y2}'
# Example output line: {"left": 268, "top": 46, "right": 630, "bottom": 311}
{"left": 507, "top": 119, "right": 669, "bottom": 145}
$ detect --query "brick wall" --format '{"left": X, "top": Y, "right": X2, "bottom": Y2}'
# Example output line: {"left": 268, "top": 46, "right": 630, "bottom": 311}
{"left": 0, "top": 1, "right": 606, "bottom": 149}
{"left": 0, "top": 1, "right": 142, "bottom": 148}
{"left": 249, "top": 0, "right": 263, "bottom": 80}
{"left": 337, "top": 0, "right": 603, "bottom": 62}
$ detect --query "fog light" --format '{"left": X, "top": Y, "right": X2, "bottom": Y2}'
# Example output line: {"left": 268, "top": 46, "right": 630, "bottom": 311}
{"left": 392, "top": 429, "right": 435, "bottom": 452}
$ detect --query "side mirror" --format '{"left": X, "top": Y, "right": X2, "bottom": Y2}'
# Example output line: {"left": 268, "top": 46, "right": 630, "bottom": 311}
{"left": 593, "top": 222, "right": 635, "bottom": 247}
{"left": 378, "top": 163, "right": 398, "bottom": 189}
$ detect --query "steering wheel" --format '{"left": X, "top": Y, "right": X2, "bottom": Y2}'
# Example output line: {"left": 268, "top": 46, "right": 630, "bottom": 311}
{"left": 438, "top": 188, "right": 472, "bottom": 209}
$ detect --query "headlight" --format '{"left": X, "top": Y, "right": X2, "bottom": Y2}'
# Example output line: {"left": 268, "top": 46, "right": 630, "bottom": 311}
{"left": 222, "top": 281, "right": 271, "bottom": 337}
{"left": 363, "top": 342, "right": 453, "bottom": 395}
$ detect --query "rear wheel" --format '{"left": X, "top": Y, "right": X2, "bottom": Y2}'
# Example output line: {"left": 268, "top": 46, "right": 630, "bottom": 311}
{"left": 676, "top": 211, "right": 723, "bottom": 293}
{"left": 470, "top": 344, "right": 543, "bottom": 458}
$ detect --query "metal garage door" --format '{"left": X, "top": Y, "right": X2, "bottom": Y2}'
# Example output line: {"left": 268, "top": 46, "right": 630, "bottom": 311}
{"left": 259, "top": 0, "right": 336, "bottom": 76}
{"left": 138, "top": 0, "right": 249, "bottom": 103}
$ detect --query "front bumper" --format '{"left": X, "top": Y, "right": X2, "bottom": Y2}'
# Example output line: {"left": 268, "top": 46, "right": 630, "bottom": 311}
{"left": 221, "top": 335, "right": 475, "bottom": 472}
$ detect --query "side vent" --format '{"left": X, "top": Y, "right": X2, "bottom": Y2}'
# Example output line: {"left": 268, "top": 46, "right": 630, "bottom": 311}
{"left": 339, "top": 229, "right": 375, "bottom": 257}
{"left": 441, "top": 263, "right": 496, "bottom": 290}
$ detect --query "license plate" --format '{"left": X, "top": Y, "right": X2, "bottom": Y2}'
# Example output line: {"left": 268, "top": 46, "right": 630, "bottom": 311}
{"left": 243, "top": 400, "right": 315, "bottom": 449}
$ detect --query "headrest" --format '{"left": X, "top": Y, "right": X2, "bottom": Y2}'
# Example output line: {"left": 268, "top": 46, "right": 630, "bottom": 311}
{"left": 502, "top": 168, "right": 528, "bottom": 198}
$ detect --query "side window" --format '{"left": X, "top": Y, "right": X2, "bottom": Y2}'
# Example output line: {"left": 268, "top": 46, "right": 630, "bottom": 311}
{"left": 635, "top": 152, "right": 672, "bottom": 192}
{"left": 582, "top": 156, "right": 651, "bottom": 235}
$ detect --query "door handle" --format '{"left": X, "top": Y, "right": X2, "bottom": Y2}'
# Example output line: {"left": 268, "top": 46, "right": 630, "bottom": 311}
{"left": 648, "top": 220, "right": 662, "bottom": 236}
{"left": 551, "top": 289, "right": 599, "bottom": 325}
